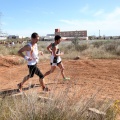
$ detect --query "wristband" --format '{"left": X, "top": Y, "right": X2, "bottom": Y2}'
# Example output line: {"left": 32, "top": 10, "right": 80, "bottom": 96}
{"left": 24, "top": 56, "right": 29, "bottom": 60}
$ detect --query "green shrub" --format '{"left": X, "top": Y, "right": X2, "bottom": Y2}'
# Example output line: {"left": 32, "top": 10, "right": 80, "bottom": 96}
{"left": 72, "top": 37, "right": 79, "bottom": 47}
{"left": 116, "top": 46, "right": 120, "bottom": 55}
{"left": 92, "top": 41, "right": 109, "bottom": 48}
{"left": 76, "top": 44, "right": 88, "bottom": 51}
{"left": 0, "top": 40, "right": 120, "bottom": 59}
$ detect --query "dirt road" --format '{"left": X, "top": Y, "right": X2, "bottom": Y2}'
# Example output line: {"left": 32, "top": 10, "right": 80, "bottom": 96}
{"left": 0, "top": 55, "right": 120, "bottom": 100}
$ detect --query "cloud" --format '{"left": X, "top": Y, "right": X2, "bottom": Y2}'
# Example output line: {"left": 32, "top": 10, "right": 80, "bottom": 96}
{"left": 59, "top": 7, "right": 120, "bottom": 36}
{"left": 4, "top": 7, "right": 120, "bottom": 37}
{"left": 80, "top": 4, "right": 89, "bottom": 13}
{"left": 94, "top": 9, "right": 104, "bottom": 16}
{"left": 106, "top": 7, "right": 120, "bottom": 19}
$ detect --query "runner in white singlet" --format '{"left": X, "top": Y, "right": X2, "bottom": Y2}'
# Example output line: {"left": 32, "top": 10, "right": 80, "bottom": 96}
{"left": 17, "top": 32, "right": 49, "bottom": 92}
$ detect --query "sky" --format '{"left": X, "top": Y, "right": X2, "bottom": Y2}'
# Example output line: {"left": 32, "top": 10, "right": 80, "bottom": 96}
{"left": 0, "top": 0, "right": 120, "bottom": 37}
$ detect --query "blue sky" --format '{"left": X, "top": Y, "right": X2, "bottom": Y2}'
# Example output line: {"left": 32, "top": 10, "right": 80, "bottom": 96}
{"left": 0, "top": 0, "right": 120, "bottom": 37}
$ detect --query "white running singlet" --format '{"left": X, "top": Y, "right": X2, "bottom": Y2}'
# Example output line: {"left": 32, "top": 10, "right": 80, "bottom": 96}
{"left": 50, "top": 43, "right": 61, "bottom": 66}
{"left": 26, "top": 43, "right": 39, "bottom": 65}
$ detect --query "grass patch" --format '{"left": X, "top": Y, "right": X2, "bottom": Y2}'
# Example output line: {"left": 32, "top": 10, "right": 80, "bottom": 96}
{"left": 0, "top": 40, "right": 120, "bottom": 59}
{"left": 0, "top": 89, "right": 118, "bottom": 120}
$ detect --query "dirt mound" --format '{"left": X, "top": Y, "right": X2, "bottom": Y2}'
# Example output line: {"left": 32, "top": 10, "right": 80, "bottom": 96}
{"left": 0, "top": 55, "right": 23, "bottom": 67}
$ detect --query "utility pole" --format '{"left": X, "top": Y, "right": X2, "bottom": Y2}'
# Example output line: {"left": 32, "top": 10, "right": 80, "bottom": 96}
{"left": 99, "top": 29, "right": 100, "bottom": 37}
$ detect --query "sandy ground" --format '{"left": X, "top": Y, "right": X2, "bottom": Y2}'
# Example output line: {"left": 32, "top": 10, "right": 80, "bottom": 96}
{"left": 0, "top": 55, "right": 120, "bottom": 101}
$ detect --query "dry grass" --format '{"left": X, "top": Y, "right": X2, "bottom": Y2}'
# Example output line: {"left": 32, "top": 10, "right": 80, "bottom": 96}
{"left": 0, "top": 40, "right": 120, "bottom": 60}
{"left": 0, "top": 87, "right": 118, "bottom": 120}
{"left": 0, "top": 39, "right": 119, "bottom": 119}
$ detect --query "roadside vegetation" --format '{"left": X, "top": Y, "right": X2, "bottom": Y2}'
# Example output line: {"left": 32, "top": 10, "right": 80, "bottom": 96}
{"left": 0, "top": 39, "right": 120, "bottom": 60}
{"left": 60, "top": 39, "right": 120, "bottom": 59}
{"left": 0, "top": 88, "right": 119, "bottom": 120}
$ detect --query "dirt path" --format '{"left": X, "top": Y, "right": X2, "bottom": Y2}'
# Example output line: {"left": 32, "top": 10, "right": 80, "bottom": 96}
{"left": 0, "top": 56, "right": 120, "bottom": 100}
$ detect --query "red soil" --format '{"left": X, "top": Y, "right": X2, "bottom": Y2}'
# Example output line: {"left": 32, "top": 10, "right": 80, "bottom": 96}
{"left": 0, "top": 55, "right": 120, "bottom": 101}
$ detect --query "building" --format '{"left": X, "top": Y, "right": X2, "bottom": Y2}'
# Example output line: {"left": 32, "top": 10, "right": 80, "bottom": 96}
{"left": 44, "top": 36, "right": 54, "bottom": 41}
{"left": 0, "top": 33, "right": 7, "bottom": 40}
{"left": 55, "top": 29, "right": 88, "bottom": 40}
{"left": 7, "top": 35, "right": 20, "bottom": 39}
{"left": 0, "top": 36, "right": 7, "bottom": 40}
{"left": 47, "top": 34, "right": 54, "bottom": 36}
{"left": 42, "top": 33, "right": 55, "bottom": 41}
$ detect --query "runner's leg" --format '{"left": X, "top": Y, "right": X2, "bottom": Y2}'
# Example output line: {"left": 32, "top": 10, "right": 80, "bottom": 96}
{"left": 44, "top": 65, "right": 56, "bottom": 77}
{"left": 58, "top": 62, "right": 70, "bottom": 80}
{"left": 57, "top": 62, "right": 65, "bottom": 79}
{"left": 34, "top": 65, "right": 46, "bottom": 90}
{"left": 17, "top": 65, "right": 35, "bottom": 92}
{"left": 17, "top": 75, "right": 30, "bottom": 92}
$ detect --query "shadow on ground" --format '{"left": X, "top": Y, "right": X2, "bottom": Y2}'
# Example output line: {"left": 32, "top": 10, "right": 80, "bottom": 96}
{"left": 0, "top": 84, "right": 40, "bottom": 97}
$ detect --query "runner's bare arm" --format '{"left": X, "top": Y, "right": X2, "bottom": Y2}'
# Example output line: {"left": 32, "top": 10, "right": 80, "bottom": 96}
{"left": 47, "top": 43, "right": 52, "bottom": 53}
{"left": 18, "top": 45, "right": 31, "bottom": 58}
{"left": 61, "top": 38, "right": 68, "bottom": 42}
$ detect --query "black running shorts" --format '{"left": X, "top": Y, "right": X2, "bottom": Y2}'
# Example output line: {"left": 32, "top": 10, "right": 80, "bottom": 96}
{"left": 27, "top": 64, "right": 44, "bottom": 79}
{"left": 50, "top": 61, "right": 61, "bottom": 66}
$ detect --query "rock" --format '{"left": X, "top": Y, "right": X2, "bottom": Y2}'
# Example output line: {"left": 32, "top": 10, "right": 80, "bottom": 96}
{"left": 88, "top": 108, "right": 106, "bottom": 115}
{"left": 74, "top": 56, "right": 80, "bottom": 60}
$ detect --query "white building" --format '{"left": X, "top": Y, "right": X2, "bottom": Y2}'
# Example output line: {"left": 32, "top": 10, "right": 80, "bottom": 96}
{"left": 7, "top": 35, "right": 18, "bottom": 39}
{"left": 0, "top": 33, "right": 7, "bottom": 40}
{"left": 44, "top": 36, "right": 54, "bottom": 41}
{"left": 0, "top": 36, "right": 7, "bottom": 40}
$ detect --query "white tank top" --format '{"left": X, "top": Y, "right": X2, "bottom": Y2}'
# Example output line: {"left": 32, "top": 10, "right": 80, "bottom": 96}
{"left": 26, "top": 43, "right": 39, "bottom": 65}
{"left": 50, "top": 43, "right": 61, "bottom": 63}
